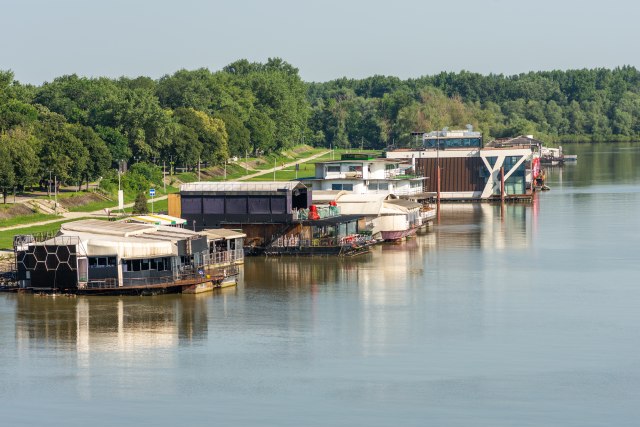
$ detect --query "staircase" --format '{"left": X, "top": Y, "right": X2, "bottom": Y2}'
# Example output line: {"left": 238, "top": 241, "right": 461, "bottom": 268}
{"left": 25, "top": 199, "right": 68, "bottom": 215}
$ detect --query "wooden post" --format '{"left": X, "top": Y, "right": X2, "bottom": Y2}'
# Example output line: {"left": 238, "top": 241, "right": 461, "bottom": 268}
{"left": 500, "top": 166, "right": 505, "bottom": 202}
{"left": 436, "top": 164, "right": 441, "bottom": 205}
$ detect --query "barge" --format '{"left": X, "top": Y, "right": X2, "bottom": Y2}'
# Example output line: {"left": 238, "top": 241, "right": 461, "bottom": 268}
{"left": 11, "top": 219, "right": 240, "bottom": 295}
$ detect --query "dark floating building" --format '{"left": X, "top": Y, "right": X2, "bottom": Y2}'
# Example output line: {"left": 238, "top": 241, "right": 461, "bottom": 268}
{"left": 169, "top": 181, "right": 373, "bottom": 256}
{"left": 13, "top": 219, "right": 241, "bottom": 295}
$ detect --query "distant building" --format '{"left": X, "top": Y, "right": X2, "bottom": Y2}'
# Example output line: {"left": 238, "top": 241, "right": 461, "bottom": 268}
{"left": 387, "top": 129, "right": 535, "bottom": 200}
{"left": 305, "top": 153, "right": 427, "bottom": 197}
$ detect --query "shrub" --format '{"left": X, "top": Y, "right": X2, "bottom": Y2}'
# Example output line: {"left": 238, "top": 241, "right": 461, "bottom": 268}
{"left": 132, "top": 192, "right": 148, "bottom": 214}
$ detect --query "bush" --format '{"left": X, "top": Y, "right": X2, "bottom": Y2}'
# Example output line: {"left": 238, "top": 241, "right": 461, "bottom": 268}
{"left": 132, "top": 192, "right": 148, "bottom": 214}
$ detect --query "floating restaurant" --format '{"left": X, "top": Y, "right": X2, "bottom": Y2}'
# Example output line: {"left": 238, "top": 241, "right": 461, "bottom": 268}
{"left": 386, "top": 128, "right": 538, "bottom": 202}
{"left": 12, "top": 219, "right": 240, "bottom": 295}
{"left": 305, "top": 153, "right": 428, "bottom": 197}
{"left": 312, "top": 191, "right": 434, "bottom": 241}
{"left": 170, "top": 181, "right": 373, "bottom": 256}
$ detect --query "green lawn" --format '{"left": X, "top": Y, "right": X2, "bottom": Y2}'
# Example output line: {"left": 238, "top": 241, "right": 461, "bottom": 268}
{"left": 176, "top": 172, "right": 198, "bottom": 183}
{"left": 124, "top": 198, "right": 168, "bottom": 214}
{"left": 251, "top": 168, "right": 315, "bottom": 181}
{"left": 68, "top": 199, "right": 121, "bottom": 213}
{"left": 0, "top": 217, "right": 99, "bottom": 250}
{"left": 0, "top": 213, "right": 64, "bottom": 228}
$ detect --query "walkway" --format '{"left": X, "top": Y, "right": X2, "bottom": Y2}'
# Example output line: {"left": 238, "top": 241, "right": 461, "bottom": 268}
{"left": 0, "top": 150, "right": 330, "bottom": 233}
{"left": 235, "top": 150, "right": 330, "bottom": 181}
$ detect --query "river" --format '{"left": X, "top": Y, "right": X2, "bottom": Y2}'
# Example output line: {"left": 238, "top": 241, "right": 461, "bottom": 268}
{"left": 1, "top": 143, "right": 639, "bottom": 426}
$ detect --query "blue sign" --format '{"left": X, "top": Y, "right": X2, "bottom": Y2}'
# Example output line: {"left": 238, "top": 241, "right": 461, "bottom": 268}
{"left": 149, "top": 188, "right": 156, "bottom": 197}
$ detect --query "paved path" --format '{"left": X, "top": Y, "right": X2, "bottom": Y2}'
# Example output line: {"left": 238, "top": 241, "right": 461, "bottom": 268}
{"left": 0, "top": 195, "right": 169, "bottom": 232}
{"left": 235, "top": 150, "right": 330, "bottom": 181}
{"left": 0, "top": 150, "right": 330, "bottom": 233}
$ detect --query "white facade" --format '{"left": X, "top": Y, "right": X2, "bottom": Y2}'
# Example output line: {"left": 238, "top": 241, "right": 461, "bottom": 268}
{"left": 307, "top": 159, "right": 426, "bottom": 196}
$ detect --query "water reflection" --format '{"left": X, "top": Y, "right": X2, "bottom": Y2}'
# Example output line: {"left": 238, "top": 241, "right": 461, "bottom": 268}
{"left": 14, "top": 294, "right": 214, "bottom": 352}
{"left": 434, "top": 203, "right": 532, "bottom": 250}
{"left": 550, "top": 142, "right": 640, "bottom": 187}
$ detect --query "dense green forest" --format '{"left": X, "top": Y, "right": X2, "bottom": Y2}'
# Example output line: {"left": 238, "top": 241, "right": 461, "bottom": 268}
{"left": 1, "top": 58, "right": 640, "bottom": 199}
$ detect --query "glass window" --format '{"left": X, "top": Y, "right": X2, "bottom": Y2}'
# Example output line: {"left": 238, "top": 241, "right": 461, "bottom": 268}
{"left": 181, "top": 197, "right": 202, "bottom": 214}
{"left": 108, "top": 257, "right": 116, "bottom": 267}
{"left": 343, "top": 184, "right": 353, "bottom": 191}
{"left": 132, "top": 259, "right": 141, "bottom": 272}
{"left": 89, "top": 257, "right": 97, "bottom": 267}
{"left": 226, "top": 197, "right": 247, "bottom": 214}
{"left": 327, "top": 166, "right": 340, "bottom": 173}
{"left": 271, "top": 197, "right": 286, "bottom": 214}
{"left": 203, "top": 197, "right": 224, "bottom": 214}
{"left": 248, "top": 197, "right": 270, "bottom": 214}
{"left": 141, "top": 259, "right": 149, "bottom": 270}
{"left": 98, "top": 257, "right": 107, "bottom": 267}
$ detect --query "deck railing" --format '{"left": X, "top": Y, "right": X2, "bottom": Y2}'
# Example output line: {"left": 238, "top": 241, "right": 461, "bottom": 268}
{"left": 295, "top": 205, "right": 340, "bottom": 220}
{"left": 84, "top": 264, "right": 240, "bottom": 289}
{"left": 270, "top": 233, "right": 370, "bottom": 248}
{"left": 202, "top": 249, "right": 244, "bottom": 265}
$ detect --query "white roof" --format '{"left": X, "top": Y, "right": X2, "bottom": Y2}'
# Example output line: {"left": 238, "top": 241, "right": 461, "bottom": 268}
{"left": 55, "top": 219, "right": 202, "bottom": 259}
{"left": 125, "top": 214, "right": 187, "bottom": 226}
{"left": 203, "top": 228, "right": 246, "bottom": 240}
{"left": 181, "top": 181, "right": 306, "bottom": 192}
{"left": 311, "top": 193, "right": 419, "bottom": 216}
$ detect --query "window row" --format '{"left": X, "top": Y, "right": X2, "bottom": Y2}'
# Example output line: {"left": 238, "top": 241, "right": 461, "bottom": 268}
{"left": 88, "top": 257, "right": 117, "bottom": 268}
{"left": 368, "top": 182, "right": 389, "bottom": 191}
{"left": 122, "top": 257, "right": 172, "bottom": 272}
{"left": 331, "top": 184, "right": 353, "bottom": 191}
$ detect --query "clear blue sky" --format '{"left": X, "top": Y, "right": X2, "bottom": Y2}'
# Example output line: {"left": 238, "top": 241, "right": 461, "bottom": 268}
{"left": 2, "top": 0, "right": 637, "bottom": 84}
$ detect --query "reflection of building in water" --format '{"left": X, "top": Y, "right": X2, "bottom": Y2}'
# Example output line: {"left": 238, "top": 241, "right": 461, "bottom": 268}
{"left": 434, "top": 203, "right": 531, "bottom": 250}
{"left": 15, "top": 295, "right": 210, "bottom": 352}
{"left": 244, "top": 257, "right": 359, "bottom": 291}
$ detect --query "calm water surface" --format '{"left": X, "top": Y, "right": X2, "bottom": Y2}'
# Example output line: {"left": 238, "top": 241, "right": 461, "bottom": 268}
{"left": 1, "top": 143, "right": 639, "bottom": 426}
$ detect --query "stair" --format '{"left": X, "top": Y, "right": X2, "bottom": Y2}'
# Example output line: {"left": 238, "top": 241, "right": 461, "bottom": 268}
{"left": 26, "top": 199, "right": 68, "bottom": 215}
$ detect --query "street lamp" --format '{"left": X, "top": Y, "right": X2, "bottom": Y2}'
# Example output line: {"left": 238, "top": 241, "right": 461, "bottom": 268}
{"left": 48, "top": 170, "right": 52, "bottom": 198}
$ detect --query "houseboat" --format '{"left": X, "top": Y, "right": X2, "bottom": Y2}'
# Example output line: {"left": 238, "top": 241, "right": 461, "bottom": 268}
{"left": 12, "top": 219, "right": 240, "bottom": 295}
{"left": 170, "top": 181, "right": 372, "bottom": 256}
{"left": 386, "top": 128, "right": 536, "bottom": 202}
{"left": 313, "top": 192, "right": 433, "bottom": 241}
{"left": 305, "top": 153, "right": 428, "bottom": 197}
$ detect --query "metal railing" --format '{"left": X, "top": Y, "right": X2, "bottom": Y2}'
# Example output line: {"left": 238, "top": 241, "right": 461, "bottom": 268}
{"left": 83, "top": 263, "right": 240, "bottom": 289}
{"left": 202, "top": 249, "right": 244, "bottom": 265}
{"left": 270, "top": 233, "right": 370, "bottom": 248}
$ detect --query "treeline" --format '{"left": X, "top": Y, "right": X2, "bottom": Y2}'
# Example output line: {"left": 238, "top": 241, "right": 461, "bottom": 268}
{"left": 308, "top": 66, "right": 640, "bottom": 148}
{"left": 1, "top": 61, "right": 640, "bottom": 199}
{"left": 0, "top": 58, "right": 308, "bottom": 199}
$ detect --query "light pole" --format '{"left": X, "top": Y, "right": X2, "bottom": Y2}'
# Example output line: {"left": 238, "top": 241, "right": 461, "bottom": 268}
{"left": 54, "top": 175, "right": 58, "bottom": 215}
{"left": 48, "top": 170, "right": 52, "bottom": 198}
{"left": 436, "top": 131, "right": 440, "bottom": 205}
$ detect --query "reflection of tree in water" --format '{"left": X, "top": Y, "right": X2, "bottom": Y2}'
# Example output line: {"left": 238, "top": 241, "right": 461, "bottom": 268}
{"left": 552, "top": 142, "right": 640, "bottom": 187}
{"left": 15, "top": 295, "right": 209, "bottom": 350}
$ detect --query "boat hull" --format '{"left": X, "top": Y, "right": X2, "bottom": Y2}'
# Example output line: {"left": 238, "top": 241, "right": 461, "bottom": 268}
{"left": 381, "top": 227, "right": 417, "bottom": 242}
